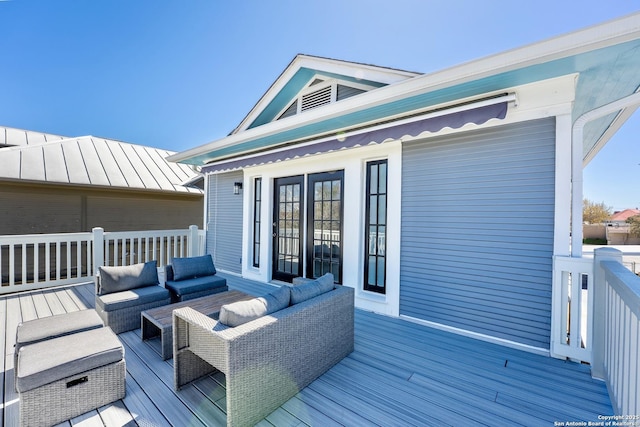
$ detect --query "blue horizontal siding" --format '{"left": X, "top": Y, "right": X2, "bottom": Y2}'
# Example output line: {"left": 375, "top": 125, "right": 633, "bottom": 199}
{"left": 400, "top": 118, "right": 556, "bottom": 349}
{"left": 207, "top": 172, "right": 243, "bottom": 274}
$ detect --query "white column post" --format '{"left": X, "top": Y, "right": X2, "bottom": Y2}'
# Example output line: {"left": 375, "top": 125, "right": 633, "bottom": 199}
{"left": 591, "top": 247, "right": 623, "bottom": 380}
{"left": 188, "top": 225, "right": 199, "bottom": 257}
{"left": 92, "top": 227, "right": 105, "bottom": 275}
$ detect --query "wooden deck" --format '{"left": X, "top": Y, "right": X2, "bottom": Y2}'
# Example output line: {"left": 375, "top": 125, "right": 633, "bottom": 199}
{"left": 1, "top": 273, "right": 613, "bottom": 426}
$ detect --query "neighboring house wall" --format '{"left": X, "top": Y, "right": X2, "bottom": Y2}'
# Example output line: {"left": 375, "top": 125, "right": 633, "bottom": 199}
{"left": 399, "top": 118, "right": 556, "bottom": 349}
{"left": 583, "top": 224, "right": 606, "bottom": 240}
{"left": 0, "top": 182, "right": 203, "bottom": 235}
{"left": 206, "top": 171, "right": 243, "bottom": 274}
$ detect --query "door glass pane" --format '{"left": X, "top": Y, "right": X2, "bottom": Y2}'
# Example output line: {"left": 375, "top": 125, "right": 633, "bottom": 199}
{"left": 273, "top": 176, "right": 303, "bottom": 282}
{"left": 308, "top": 172, "right": 343, "bottom": 282}
{"left": 378, "top": 197, "right": 386, "bottom": 225}
{"left": 378, "top": 163, "right": 387, "bottom": 193}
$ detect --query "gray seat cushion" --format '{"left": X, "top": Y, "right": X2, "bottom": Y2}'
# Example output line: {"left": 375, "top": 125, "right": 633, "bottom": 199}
{"left": 16, "top": 327, "right": 124, "bottom": 393}
{"left": 16, "top": 309, "right": 104, "bottom": 353}
{"left": 171, "top": 255, "right": 216, "bottom": 281}
{"left": 165, "top": 275, "right": 227, "bottom": 298}
{"left": 219, "top": 285, "right": 291, "bottom": 327}
{"left": 289, "top": 273, "right": 335, "bottom": 305}
{"left": 98, "top": 261, "right": 159, "bottom": 295}
{"left": 95, "top": 285, "right": 170, "bottom": 311}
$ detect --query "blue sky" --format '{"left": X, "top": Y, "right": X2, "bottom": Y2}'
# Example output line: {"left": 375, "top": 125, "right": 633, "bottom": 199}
{"left": 1, "top": 1, "right": 639, "bottom": 210}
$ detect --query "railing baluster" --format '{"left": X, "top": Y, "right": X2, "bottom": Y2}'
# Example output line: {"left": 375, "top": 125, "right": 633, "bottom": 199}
{"left": 76, "top": 240, "right": 81, "bottom": 279}
{"left": 33, "top": 243, "right": 39, "bottom": 285}
{"left": 21, "top": 243, "right": 27, "bottom": 286}
{"left": 66, "top": 239, "right": 71, "bottom": 279}
{"left": 87, "top": 240, "right": 92, "bottom": 278}
{"left": 55, "top": 241, "right": 61, "bottom": 281}
{"left": 9, "top": 243, "right": 14, "bottom": 287}
{"left": 45, "top": 242, "right": 51, "bottom": 284}
{"left": 159, "top": 237, "right": 165, "bottom": 268}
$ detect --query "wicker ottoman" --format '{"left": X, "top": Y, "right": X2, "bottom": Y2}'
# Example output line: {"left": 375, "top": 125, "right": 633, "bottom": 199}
{"left": 16, "top": 327, "right": 125, "bottom": 427}
{"left": 14, "top": 309, "right": 104, "bottom": 389}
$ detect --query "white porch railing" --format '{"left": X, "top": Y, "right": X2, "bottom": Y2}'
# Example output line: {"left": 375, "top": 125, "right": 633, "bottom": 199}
{"left": 0, "top": 232, "right": 94, "bottom": 293}
{"left": 551, "top": 255, "right": 594, "bottom": 363}
{"left": 0, "top": 226, "right": 206, "bottom": 295}
{"left": 553, "top": 248, "right": 640, "bottom": 414}
{"left": 592, "top": 248, "right": 640, "bottom": 416}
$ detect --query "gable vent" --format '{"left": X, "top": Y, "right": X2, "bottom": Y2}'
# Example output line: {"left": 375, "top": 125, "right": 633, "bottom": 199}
{"left": 301, "top": 86, "right": 332, "bottom": 112}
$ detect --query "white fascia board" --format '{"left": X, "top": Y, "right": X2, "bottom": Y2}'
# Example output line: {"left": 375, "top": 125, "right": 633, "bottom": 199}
{"left": 169, "top": 12, "right": 640, "bottom": 165}
{"left": 233, "top": 54, "right": 421, "bottom": 134}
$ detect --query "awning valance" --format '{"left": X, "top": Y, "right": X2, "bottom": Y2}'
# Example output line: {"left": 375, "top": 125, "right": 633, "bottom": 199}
{"left": 203, "top": 99, "right": 508, "bottom": 173}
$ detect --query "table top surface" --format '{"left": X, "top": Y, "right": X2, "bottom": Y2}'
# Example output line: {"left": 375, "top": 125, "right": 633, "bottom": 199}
{"left": 141, "top": 289, "right": 253, "bottom": 328}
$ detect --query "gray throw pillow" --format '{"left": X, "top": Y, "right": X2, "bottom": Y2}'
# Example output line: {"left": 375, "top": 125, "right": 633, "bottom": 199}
{"left": 263, "top": 285, "right": 291, "bottom": 310}
{"left": 171, "top": 255, "right": 216, "bottom": 281}
{"left": 98, "top": 261, "right": 158, "bottom": 295}
{"left": 219, "top": 286, "right": 291, "bottom": 327}
{"left": 289, "top": 273, "right": 335, "bottom": 305}
{"left": 315, "top": 272, "right": 335, "bottom": 288}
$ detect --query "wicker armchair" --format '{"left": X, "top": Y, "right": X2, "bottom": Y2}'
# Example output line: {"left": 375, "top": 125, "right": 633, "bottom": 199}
{"left": 95, "top": 261, "right": 171, "bottom": 334}
{"left": 173, "top": 284, "right": 354, "bottom": 427}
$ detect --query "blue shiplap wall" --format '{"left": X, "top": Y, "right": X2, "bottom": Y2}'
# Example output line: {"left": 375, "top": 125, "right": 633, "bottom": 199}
{"left": 399, "top": 118, "right": 556, "bottom": 349}
{"left": 207, "top": 171, "right": 243, "bottom": 274}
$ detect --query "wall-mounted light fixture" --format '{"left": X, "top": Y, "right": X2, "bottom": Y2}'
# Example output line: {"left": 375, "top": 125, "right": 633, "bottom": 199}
{"left": 233, "top": 181, "right": 243, "bottom": 195}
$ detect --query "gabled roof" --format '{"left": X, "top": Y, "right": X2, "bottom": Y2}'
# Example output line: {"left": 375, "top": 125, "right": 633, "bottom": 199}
{"left": 0, "top": 129, "right": 203, "bottom": 194}
{"left": 233, "top": 54, "right": 420, "bottom": 133}
{"left": 610, "top": 208, "right": 640, "bottom": 221}
{"left": 169, "top": 12, "right": 640, "bottom": 168}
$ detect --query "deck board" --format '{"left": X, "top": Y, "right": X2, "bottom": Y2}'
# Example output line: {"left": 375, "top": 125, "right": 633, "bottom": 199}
{"left": 119, "top": 334, "right": 207, "bottom": 427}
{"left": 122, "top": 372, "right": 172, "bottom": 427}
{"left": 42, "top": 289, "right": 68, "bottom": 316}
{"left": 1, "top": 277, "right": 614, "bottom": 426}
{"left": 98, "top": 401, "right": 137, "bottom": 426}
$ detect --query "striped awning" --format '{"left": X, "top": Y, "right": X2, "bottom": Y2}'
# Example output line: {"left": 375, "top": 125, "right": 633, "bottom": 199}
{"left": 203, "top": 99, "right": 509, "bottom": 173}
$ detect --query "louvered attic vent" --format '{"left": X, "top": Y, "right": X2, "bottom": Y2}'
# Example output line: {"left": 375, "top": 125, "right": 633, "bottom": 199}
{"left": 276, "top": 79, "right": 373, "bottom": 121}
{"left": 301, "top": 86, "right": 332, "bottom": 111}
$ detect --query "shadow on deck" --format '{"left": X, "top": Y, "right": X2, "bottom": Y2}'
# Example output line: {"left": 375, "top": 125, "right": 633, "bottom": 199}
{"left": 1, "top": 273, "right": 612, "bottom": 426}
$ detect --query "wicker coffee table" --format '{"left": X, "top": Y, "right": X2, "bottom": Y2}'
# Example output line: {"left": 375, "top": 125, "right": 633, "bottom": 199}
{"left": 141, "top": 289, "right": 252, "bottom": 359}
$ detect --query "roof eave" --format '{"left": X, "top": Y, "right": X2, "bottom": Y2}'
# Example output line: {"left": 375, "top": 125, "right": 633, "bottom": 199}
{"left": 169, "top": 12, "right": 640, "bottom": 167}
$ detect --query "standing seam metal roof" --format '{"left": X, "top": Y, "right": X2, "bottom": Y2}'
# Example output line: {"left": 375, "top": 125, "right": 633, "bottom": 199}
{"left": 0, "top": 127, "right": 202, "bottom": 194}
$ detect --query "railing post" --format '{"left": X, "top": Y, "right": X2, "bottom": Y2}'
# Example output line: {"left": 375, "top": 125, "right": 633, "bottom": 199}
{"left": 592, "top": 247, "right": 623, "bottom": 380}
{"left": 92, "top": 227, "right": 105, "bottom": 276}
{"left": 188, "top": 225, "right": 199, "bottom": 257}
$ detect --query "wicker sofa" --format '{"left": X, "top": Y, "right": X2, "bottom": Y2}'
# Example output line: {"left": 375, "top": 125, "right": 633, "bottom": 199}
{"left": 173, "top": 275, "right": 354, "bottom": 427}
